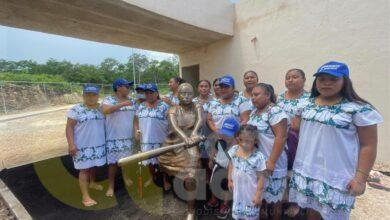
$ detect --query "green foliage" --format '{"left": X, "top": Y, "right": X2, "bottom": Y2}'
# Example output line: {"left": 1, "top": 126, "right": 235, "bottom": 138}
{"left": 0, "top": 54, "right": 179, "bottom": 84}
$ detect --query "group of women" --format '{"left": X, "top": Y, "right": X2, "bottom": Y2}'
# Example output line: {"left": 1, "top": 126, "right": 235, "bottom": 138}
{"left": 66, "top": 61, "right": 383, "bottom": 220}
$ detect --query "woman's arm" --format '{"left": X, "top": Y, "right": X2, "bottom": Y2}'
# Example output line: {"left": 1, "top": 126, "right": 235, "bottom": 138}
{"left": 228, "top": 161, "right": 234, "bottom": 191}
{"left": 168, "top": 107, "right": 190, "bottom": 144}
{"left": 347, "top": 125, "right": 378, "bottom": 196}
{"left": 102, "top": 101, "right": 132, "bottom": 115}
{"left": 267, "top": 119, "right": 288, "bottom": 173}
{"left": 207, "top": 112, "right": 218, "bottom": 133}
{"left": 65, "top": 118, "right": 77, "bottom": 156}
{"left": 239, "top": 110, "right": 250, "bottom": 125}
{"left": 134, "top": 116, "right": 141, "bottom": 141}
{"left": 290, "top": 116, "right": 301, "bottom": 132}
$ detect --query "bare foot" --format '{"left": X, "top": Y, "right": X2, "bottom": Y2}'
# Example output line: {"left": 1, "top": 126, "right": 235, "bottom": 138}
{"left": 124, "top": 178, "right": 133, "bottom": 187}
{"left": 163, "top": 182, "right": 171, "bottom": 191}
{"left": 105, "top": 187, "right": 114, "bottom": 197}
{"left": 285, "top": 204, "right": 300, "bottom": 218}
{"left": 82, "top": 198, "right": 97, "bottom": 207}
{"left": 89, "top": 182, "right": 103, "bottom": 191}
{"left": 144, "top": 178, "right": 153, "bottom": 188}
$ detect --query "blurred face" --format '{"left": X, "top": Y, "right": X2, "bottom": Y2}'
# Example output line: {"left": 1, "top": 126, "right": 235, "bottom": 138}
{"left": 213, "top": 81, "right": 220, "bottom": 97}
{"left": 145, "top": 90, "right": 159, "bottom": 103}
{"left": 136, "top": 89, "right": 146, "bottom": 100}
{"left": 198, "top": 81, "right": 211, "bottom": 96}
{"left": 243, "top": 72, "right": 259, "bottom": 90}
{"left": 251, "top": 86, "right": 270, "bottom": 109}
{"left": 219, "top": 84, "right": 234, "bottom": 99}
{"left": 315, "top": 74, "right": 344, "bottom": 98}
{"left": 168, "top": 78, "right": 179, "bottom": 90}
{"left": 83, "top": 93, "right": 99, "bottom": 106}
{"left": 178, "top": 84, "right": 194, "bottom": 104}
{"left": 116, "top": 85, "right": 130, "bottom": 97}
{"left": 285, "top": 70, "right": 305, "bottom": 91}
{"left": 237, "top": 132, "right": 256, "bottom": 151}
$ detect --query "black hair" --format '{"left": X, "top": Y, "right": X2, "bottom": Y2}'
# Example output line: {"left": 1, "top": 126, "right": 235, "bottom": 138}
{"left": 212, "top": 78, "right": 220, "bottom": 86}
{"left": 235, "top": 124, "right": 259, "bottom": 146}
{"left": 310, "top": 76, "right": 371, "bottom": 105}
{"left": 197, "top": 79, "right": 211, "bottom": 88}
{"left": 255, "top": 83, "right": 277, "bottom": 104}
{"left": 286, "top": 68, "right": 306, "bottom": 79}
{"left": 172, "top": 76, "right": 185, "bottom": 85}
{"left": 243, "top": 70, "right": 259, "bottom": 79}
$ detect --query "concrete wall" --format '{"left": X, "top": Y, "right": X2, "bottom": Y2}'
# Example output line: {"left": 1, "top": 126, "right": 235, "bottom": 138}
{"left": 179, "top": 0, "right": 390, "bottom": 162}
{"left": 124, "top": 0, "right": 234, "bottom": 35}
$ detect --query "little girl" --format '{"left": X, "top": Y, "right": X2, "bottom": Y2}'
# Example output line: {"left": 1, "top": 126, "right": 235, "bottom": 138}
{"left": 228, "top": 124, "right": 267, "bottom": 220}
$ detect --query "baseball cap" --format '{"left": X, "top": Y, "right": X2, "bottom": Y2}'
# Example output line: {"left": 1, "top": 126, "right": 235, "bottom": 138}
{"left": 135, "top": 84, "right": 146, "bottom": 91}
{"left": 219, "top": 75, "right": 235, "bottom": 87}
{"left": 219, "top": 117, "right": 240, "bottom": 137}
{"left": 314, "top": 61, "right": 349, "bottom": 78}
{"left": 113, "top": 78, "right": 134, "bottom": 91}
{"left": 83, "top": 84, "right": 100, "bottom": 95}
{"left": 144, "top": 83, "right": 158, "bottom": 92}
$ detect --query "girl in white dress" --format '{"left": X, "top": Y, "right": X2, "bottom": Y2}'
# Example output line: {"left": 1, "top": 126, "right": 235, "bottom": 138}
{"left": 162, "top": 76, "right": 184, "bottom": 106}
{"left": 228, "top": 124, "right": 267, "bottom": 220}
{"left": 289, "top": 61, "right": 383, "bottom": 220}
{"left": 102, "top": 78, "right": 136, "bottom": 197}
{"left": 66, "top": 85, "right": 106, "bottom": 207}
{"left": 134, "top": 83, "right": 170, "bottom": 188}
{"left": 248, "top": 83, "right": 289, "bottom": 219}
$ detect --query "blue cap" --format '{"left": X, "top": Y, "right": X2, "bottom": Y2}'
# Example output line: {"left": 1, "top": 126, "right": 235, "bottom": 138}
{"left": 219, "top": 117, "right": 240, "bottom": 137}
{"left": 219, "top": 75, "right": 235, "bottom": 87}
{"left": 135, "top": 84, "right": 146, "bottom": 91}
{"left": 314, "top": 61, "right": 349, "bottom": 78}
{"left": 83, "top": 84, "right": 100, "bottom": 94}
{"left": 144, "top": 83, "right": 158, "bottom": 92}
{"left": 113, "top": 78, "right": 134, "bottom": 91}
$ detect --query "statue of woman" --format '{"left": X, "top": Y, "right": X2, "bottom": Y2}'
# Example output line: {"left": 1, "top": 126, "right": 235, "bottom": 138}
{"left": 158, "top": 82, "right": 203, "bottom": 220}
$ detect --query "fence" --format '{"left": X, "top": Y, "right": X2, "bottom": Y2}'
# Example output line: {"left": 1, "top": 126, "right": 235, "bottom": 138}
{"left": 0, "top": 81, "right": 170, "bottom": 115}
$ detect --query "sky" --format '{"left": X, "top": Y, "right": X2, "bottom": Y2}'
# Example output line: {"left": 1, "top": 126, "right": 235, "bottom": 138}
{"left": 0, "top": 0, "right": 239, "bottom": 65}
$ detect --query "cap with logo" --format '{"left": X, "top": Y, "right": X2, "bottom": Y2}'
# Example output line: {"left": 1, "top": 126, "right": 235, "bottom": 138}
{"left": 219, "top": 117, "right": 240, "bottom": 137}
{"left": 314, "top": 61, "right": 349, "bottom": 78}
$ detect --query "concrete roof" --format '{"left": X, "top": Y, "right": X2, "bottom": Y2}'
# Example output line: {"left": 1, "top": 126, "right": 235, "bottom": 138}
{"left": 0, "top": 0, "right": 235, "bottom": 53}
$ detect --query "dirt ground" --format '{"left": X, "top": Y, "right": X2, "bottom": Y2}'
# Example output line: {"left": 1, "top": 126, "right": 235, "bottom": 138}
{"left": 0, "top": 106, "right": 389, "bottom": 219}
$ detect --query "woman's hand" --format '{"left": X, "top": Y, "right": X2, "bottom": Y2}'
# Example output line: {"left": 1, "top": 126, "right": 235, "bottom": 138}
{"left": 347, "top": 177, "right": 366, "bottom": 196}
{"left": 135, "top": 130, "right": 142, "bottom": 141}
{"left": 120, "top": 100, "right": 133, "bottom": 107}
{"left": 252, "top": 193, "right": 262, "bottom": 206}
{"left": 161, "top": 96, "right": 172, "bottom": 105}
{"left": 266, "top": 160, "right": 276, "bottom": 176}
{"left": 184, "top": 137, "right": 194, "bottom": 146}
{"left": 69, "top": 144, "right": 77, "bottom": 157}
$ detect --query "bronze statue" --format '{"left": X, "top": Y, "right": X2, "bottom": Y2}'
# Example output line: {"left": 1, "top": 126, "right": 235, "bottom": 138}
{"left": 118, "top": 83, "right": 203, "bottom": 220}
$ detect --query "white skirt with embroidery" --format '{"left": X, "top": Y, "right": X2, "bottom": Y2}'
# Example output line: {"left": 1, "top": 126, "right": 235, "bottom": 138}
{"left": 106, "top": 138, "right": 133, "bottom": 164}
{"left": 289, "top": 171, "right": 355, "bottom": 220}
{"left": 264, "top": 175, "right": 287, "bottom": 203}
{"left": 73, "top": 144, "right": 106, "bottom": 170}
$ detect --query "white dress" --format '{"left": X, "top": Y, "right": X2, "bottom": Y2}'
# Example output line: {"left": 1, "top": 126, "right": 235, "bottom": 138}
{"left": 289, "top": 98, "right": 383, "bottom": 220}
{"left": 102, "top": 96, "right": 136, "bottom": 164}
{"left": 136, "top": 100, "right": 169, "bottom": 165}
{"left": 207, "top": 94, "right": 252, "bottom": 129}
{"left": 276, "top": 91, "right": 310, "bottom": 121}
{"left": 193, "top": 95, "right": 216, "bottom": 158}
{"left": 166, "top": 91, "right": 179, "bottom": 105}
{"left": 67, "top": 104, "right": 106, "bottom": 170}
{"left": 247, "top": 105, "right": 289, "bottom": 203}
{"left": 228, "top": 145, "right": 267, "bottom": 220}
{"left": 238, "top": 91, "right": 254, "bottom": 110}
